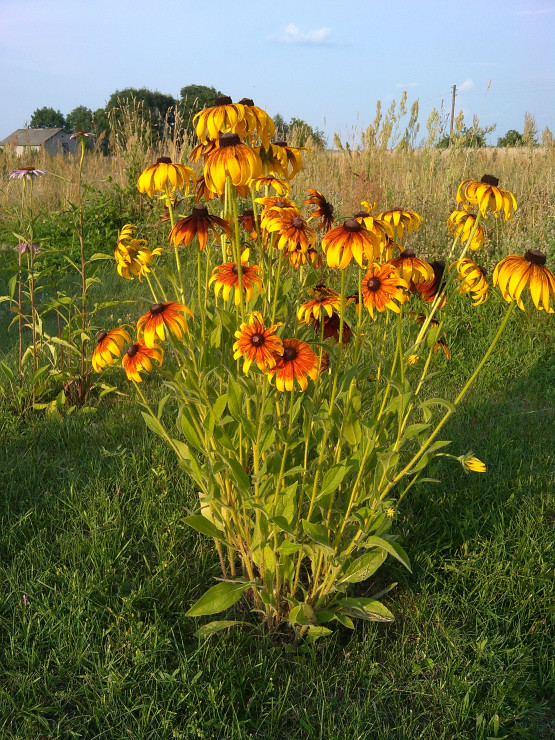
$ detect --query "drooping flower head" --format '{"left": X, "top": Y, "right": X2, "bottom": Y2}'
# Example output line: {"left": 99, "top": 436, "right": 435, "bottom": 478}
{"left": 451, "top": 258, "right": 489, "bottom": 306}
{"left": 9, "top": 166, "right": 46, "bottom": 180}
{"left": 267, "top": 338, "right": 319, "bottom": 392}
{"left": 14, "top": 242, "right": 40, "bottom": 254}
{"left": 232, "top": 99, "right": 275, "bottom": 148}
{"left": 92, "top": 328, "right": 131, "bottom": 373}
{"left": 322, "top": 219, "right": 381, "bottom": 269}
{"left": 493, "top": 250, "right": 555, "bottom": 312}
{"left": 447, "top": 210, "right": 486, "bottom": 250}
{"left": 114, "top": 224, "right": 162, "bottom": 280}
{"left": 238, "top": 209, "right": 260, "bottom": 240}
{"left": 286, "top": 245, "right": 322, "bottom": 269}
{"left": 256, "top": 196, "right": 298, "bottom": 231}
{"left": 353, "top": 210, "right": 394, "bottom": 249}
{"left": 361, "top": 263, "right": 409, "bottom": 318}
{"left": 137, "top": 157, "right": 195, "bottom": 198}
{"left": 305, "top": 189, "right": 335, "bottom": 232}
{"left": 388, "top": 250, "right": 435, "bottom": 286}
{"left": 122, "top": 340, "right": 163, "bottom": 382}
{"left": 462, "top": 455, "right": 487, "bottom": 473}
{"left": 169, "top": 204, "right": 231, "bottom": 250}
{"left": 377, "top": 208, "right": 421, "bottom": 241}
{"left": 413, "top": 259, "right": 446, "bottom": 306}
{"left": 270, "top": 140, "right": 307, "bottom": 180}
{"left": 456, "top": 175, "right": 517, "bottom": 221}
{"left": 251, "top": 174, "right": 290, "bottom": 196}
{"left": 193, "top": 96, "right": 247, "bottom": 144}
{"left": 314, "top": 312, "right": 353, "bottom": 345}
{"left": 233, "top": 312, "right": 284, "bottom": 375}
{"left": 209, "top": 249, "right": 262, "bottom": 305}
{"left": 266, "top": 211, "right": 315, "bottom": 253}
{"left": 203, "top": 133, "right": 261, "bottom": 195}
{"left": 137, "top": 302, "right": 193, "bottom": 348}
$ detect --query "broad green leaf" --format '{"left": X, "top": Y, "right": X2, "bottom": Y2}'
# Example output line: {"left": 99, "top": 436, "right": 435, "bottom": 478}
{"left": 141, "top": 412, "right": 166, "bottom": 439}
{"left": 337, "top": 596, "right": 394, "bottom": 622}
{"left": 89, "top": 252, "right": 113, "bottom": 261}
{"left": 302, "top": 519, "right": 330, "bottom": 548}
{"left": 194, "top": 620, "right": 247, "bottom": 638}
{"left": 180, "top": 413, "right": 204, "bottom": 452}
{"left": 227, "top": 376, "right": 243, "bottom": 419}
{"left": 185, "top": 581, "right": 252, "bottom": 617}
{"left": 305, "top": 625, "right": 333, "bottom": 641}
{"left": 213, "top": 394, "right": 227, "bottom": 420}
{"left": 279, "top": 540, "right": 302, "bottom": 555}
{"left": 183, "top": 515, "right": 228, "bottom": 544}
{"left": 338, "top": 549, "right": 387, "bottom": 584}
{"left": 318, "top": 463, "right": 349, "bottom": 499}
{"left": 360, "top": 536, "right": 411, "bottom": 572}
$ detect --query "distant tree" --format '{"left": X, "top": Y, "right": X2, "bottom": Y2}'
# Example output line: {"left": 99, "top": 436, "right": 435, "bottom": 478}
{"left": 92, "top": 108, "right": 111, "bottom": 153}
{"left": 66, "top": 105, "right": 93, "bottom": 133}
{"left": 497, "top": 129, "right": 523, "bottom": 147}
{"left": 272, "top": 113, "right": 289, "bottom": 139}
{"left": 179, "top": 84, "right": 223, "bottom": 129}
{"left": 105, "top": 87, "right": 177, "bottom": 139}
{"left": 288, "top": 117, "right": 326, "bottom": 148}
{"left": 30, "top": 106, "right": 66, "bottom": 129}
{"left": 522, "top": 112, "right": 538, "bottom": 147}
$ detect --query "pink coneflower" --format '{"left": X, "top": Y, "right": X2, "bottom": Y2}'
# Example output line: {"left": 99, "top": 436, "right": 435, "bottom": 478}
{"left": 14, "top": 243, "right": 40, "bottom": 254}
{"left": 69, "top": 131, "right": 93, "bottom": 139}
{"left": 9, "top": 166, "right": 47, "bottom": 179}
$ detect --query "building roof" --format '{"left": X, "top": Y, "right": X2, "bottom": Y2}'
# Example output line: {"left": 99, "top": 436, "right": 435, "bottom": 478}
{"left": 0, "top": 128, "right": 64, "bottom": 146}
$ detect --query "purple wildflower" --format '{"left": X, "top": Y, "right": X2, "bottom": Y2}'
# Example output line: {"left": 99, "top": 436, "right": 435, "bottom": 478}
{"left": 15, "top": 243, "right": 40, "bottom": 254}
{"left": 69, "top": 130, "right": 93, "bottom": 140}
{"left": 9, "top": 166, "right": 47, "bottom": 180}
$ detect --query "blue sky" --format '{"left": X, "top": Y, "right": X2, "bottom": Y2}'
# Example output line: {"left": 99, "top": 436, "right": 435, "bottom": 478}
{"left": 1, "top": 0, "right": 554, "bottom": 145}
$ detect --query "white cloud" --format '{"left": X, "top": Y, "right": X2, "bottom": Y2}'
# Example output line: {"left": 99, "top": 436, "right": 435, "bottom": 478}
{"left": 272, "top": 24, "right": 333, "bottom": 45}
{"left": 515, "top": 7, "right": 554, "bottom": 15}
{"left": 458, "top": 79, "right": 475, "bottom": 93}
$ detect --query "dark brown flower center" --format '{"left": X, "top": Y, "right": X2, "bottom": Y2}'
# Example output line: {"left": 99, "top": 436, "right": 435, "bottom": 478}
{"left": 156, "top": 157, "right": 172, "bottom": 164}
{"left": 242, "top": 209, "right": 254, "bottom": 218}
{"left": 353, "top": 210, "right": 369, "bottom": 218}
{"left": 214, "top": 95, "right": 233, "bottom": 105}
{"left": 481, "top": 174, "right": 499, "bottom": 187}
{"left": 401, "top": 250, "right": 416, "bottom": 258}
{"left": 283, "top": 346, "right": 298, "bottom": 362}
{"left": 150, "top": 303, "right": 167, "bottom": 315}
{"left": 193, "top": 204, "right": 209, "bottom": 217}
{"left": 238, "top": 98, "right": 254, "bottom": 106}
{"left": 250, "top": 332, "right": 265, "bottom": 347}
{"left": 291, "top": 216, "right": 304, "bottom": 228}
{"left": 232, "top": 264, "right": 239, "bottom": 275}
{"left": 274, "top": 140, "right": 287, "bottom": 147}
{"left": 21, "top": 166, "right": 36, "bottom": 171}
{"left": 524, "top": 249, "right": 546, "bottom": 266}
{"left": 274, "top": 200, "right": 289, "bottom": 208}
{"left": 479, "top": 266, "right": 487, "bottom": 277}
{"left": 127, "top": 343, "right": 140, "bottom": 357}
{"left": 96, "top": 331, "right": 108, "bottom": 343}
{"left": 344, "top": 218, "right": 362, "bottom": 232}
{"left": 366, "top": 277, "right": 382, "bottom": 292}
{"left": 219, "top": 132, "right": 241, "bottom": 148}
{"left": 432, "top": 260, "right": 446, "bottom": 271}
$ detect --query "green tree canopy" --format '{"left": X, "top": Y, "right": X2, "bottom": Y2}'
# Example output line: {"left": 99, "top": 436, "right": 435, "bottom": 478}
{"left": 497, "top": 129, "right": 523, "bottom": 147}
{"left": 178, "top": 85, "right": 223, "bottom": 129}
{"left": 30, "top": 106, "right": 66, "bottom": 129}
{"left": 105, "top": 87, "right": 177, "bottom": 138}
{"left": 287, "top": 117, "right": 327, "bottom": 148}
{"left": 66, "top": 105, "right": 93, "bottom": 133}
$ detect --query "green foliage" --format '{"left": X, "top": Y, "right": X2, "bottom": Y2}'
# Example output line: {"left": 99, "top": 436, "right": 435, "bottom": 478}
{"left": 288, "top": 117, "right": 327, "bottom": 148}
{"left": 106, "top": 87, "right": 177, "bottom": 140}
{"left": 178, "top": 84, "right": 223, "bottom": 128}
{"left": 29, "top": 106, "right": 66, "bottom": 129}
{"left": 497, "top": 129, "right": 523, "bottom": 147}
{"left": 66, "top": 105, "right": 93, "bottom": 133}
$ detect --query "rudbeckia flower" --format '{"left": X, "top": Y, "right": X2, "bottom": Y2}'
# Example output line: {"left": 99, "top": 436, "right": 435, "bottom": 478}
{"left": 322, "top": 219, "right": 381, "bottom": 269}
{"left": 251, "top": 175, "right": 290, "bottom": 196}
{"left": 256, "top": 196, "right": 298, "bottom": 230}
{"left": 447, "top": 210, "right": 486, "bottom": 250}
{"left": 361, "top": 264, "right": 409, "bottom": 318}
{"left": 493, "top": 249, "right": 555, "bottom": 312}
{"left": 209, "top": 249, "right": 262, "bottom": 305}
{"left": 238, "top": 209, "right": 260, "bottom": 240}
{"left": 377, "top": 208, "right": 421, "bottom": 240}
{"left": 194, "top": 96, "right": 247, "bottom": 144}
{"left": 137, "top": 157, "right": 195, "bottom": 198}
{"left": 194, "top": 175, "right": 219, "bottom": 202}
{"left": 456, "top": 175, "right": 517, "bottom": 221}
{"left": 353, "top": 210, "right": 393, "bottom": 248}
{"left": 115, "top": 225, "right": 162, "bottom": 280}
{"left": 305, "top": 189, "right": 335, "bottom": 232}
{"left": 413, "top": 259, "right": 446, "bottom": 307}
{"left": 190, "top": 139, "right": 220, "bottom": 163}
{"left": 266, "top": 211, "right": 315, "bottom": 253}
{"left": 268, "top": 338, "right": 319, "bottom": 392}
{"left": 92, "top": 328, "right": 131, "bottom": 373}
{"left": 137, "top": 302, "right": 193, "bottom": 348}
{"left": 413, "top": 313, "right": 451, "bottom": 359}
{"left": 122, "top": 340, "right": 163, "bottom": 382}
{"left": 203, "top": 133, "right": 261, "bottom": 195}
{"left": 233, "top": 312, "right": 283, "bottom": 375}
{"left": 298, "top": 288, "right": 342, "bottom": 325}
{"left": 287, "top": 245, "right": 322, "bottom": 269}
{"left": 233, "top": 99, "right": 275, "bottom": 147}
{"left": 9, "top": 166, "right": 46, "bottom": 179}
{"left": 451, "top": 258, "right": 489, "bottom": 306}
{"left": 271, "top": 141, "right": 307, "bottom": 180}
{"left": 169, "top": 204, "right": 231, "bottom": 250}
{"left": 462, "top": 455, "right": 486, "bottom": 473}
{"left": 314, "top": 312, "right": 353, "bottom": 345}
{"left": 389, "top": 250, "right": 435, "bottom": 286}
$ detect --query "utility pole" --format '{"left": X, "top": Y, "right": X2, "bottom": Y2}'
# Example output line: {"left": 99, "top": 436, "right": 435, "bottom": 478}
{"left": 449, "top": 85, "right": 457, "bottom": 145}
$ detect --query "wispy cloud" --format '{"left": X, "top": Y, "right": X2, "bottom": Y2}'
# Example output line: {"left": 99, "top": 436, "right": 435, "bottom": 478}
{"left": 458, "top": 79, "right": 475, "bottom": 93}
{"left": 271, "top": 24, "right": 333, "bottom": 45}
{"left": 396, "top": 82, "right": 418, "bottom": 89}
{"left": 515, "top": 7, "right": 554, "bottom": 15}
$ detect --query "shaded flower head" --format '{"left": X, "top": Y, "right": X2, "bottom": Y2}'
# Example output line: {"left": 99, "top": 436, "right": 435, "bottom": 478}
{"left": 137, "top": 157, "right": 195, "bottom": 198}
{"left": 203, "top": 133, "right": 261, "bottom": 195}
{"left": 238, "top": 209, "right": 261, "bottom": 240}
{"left": 456, "top": 175, "right": 517, "bottom": 220}
{"left": 251, "top": 174, "right": 290, "bottom": 196}
{"left": 260, "top": 140, "right": 306, "bottom": 180}
{"left": 233, "top": 99, "right": 275, "bottom": 147}
{"left": 209, "top": 249, "right": 262, "bottom": 305}
{"left": 297, "top": 288, "right": 341, "bottom": 325}
{"left": 314, "top": 312, "right": 353, "bottom": 345}
{"left": 388, "top": 250, "right": 435, "bottom": 286}
{"left": 193, "top": 96, "right": 247, "bottom": 144}
{"left": 493, "top": 249, "right": 555, "bottom": 312}
{"left": 267, "top": 338, "right": 319, "bottom": 392}
{"left": 169, "top": 204, "right": 231, "bottom": 250}
{"left": 9, "top": 166, "right": 46, "bottom": 179}
{"left": 233, "top": 312, "right": 284, "bottom": 375}
{"left": 115, "top": 224, "right": 162, "bottom": 280}
{"left": 322, "top": 219, "right": 381, "bottom": 269}
{"left": 287, "top": 245, "right": 322, "bottom": 269}
{"left": 353, "top": 210, "right": 393, "bottom": 248}
{"left": 305, "top": 189, "right": 335, "bottom": 232}
{"left": 447, "top": 210, "right": 486, "bottom": 250}
{"left": 14, "top": 242, "right": 39, "bottom": 254}
{"left": 137, "top": 301, "right": 193, "bottom": 348}
{"left": 413, "top": 259, "right": 446, "bottom": 306}
{"left": 377, "top": 208, "right": 421, "bottom": 240}
{"left": 361, "top": 263, "right": 409, "bottom": 318}
{"left": 122, "top": 340, "right": 163, "bottom": 382}
{"left": 92, "top": 328, "right": 131, "bottom": 373}
{"left": 451, "top": 258, "right": 489, "bottom": 306}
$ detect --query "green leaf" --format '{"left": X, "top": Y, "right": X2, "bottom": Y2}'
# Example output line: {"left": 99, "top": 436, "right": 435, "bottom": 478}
{"left": 89, "top": 252, "right": 114, "bottom": 261}
{"left": 193, "top": 620, "right": 247, "bottom": 638}
{"left": 279, "top": 540, "right": 302, "bottom": 555}
{"left": 360, "top": 536, "right": 411, "bottom": 572}
{"left": 141, "top": 412, "right": 166, "bottom": 439}
{"left": 183, "top": 515, "right": 228, "bottom": 544}
{"left": 213, "top": 394, "right": 228, "bottom": 420}
{"left": 318, "top": 463, "right": 349, "bottom": 499}
{"left": 180, "top": 412, "right": 204, "bottom": 452}
{"left": 305, "top": 625, "right": 333, "bottom": 642}
{"left": 227, "top": 376, "right": 242, "bottom": 419}
{"left": 337, "top": 597, "right": 394, "bottom": 622}
{"left": 338, "top": 549, "right": 387, "bottom": 584}
{"left": 185, "top": 582, "right": 252, "bottom": 617}
{"left": 302, "top": 520, "right": 330, "bottom": 548}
